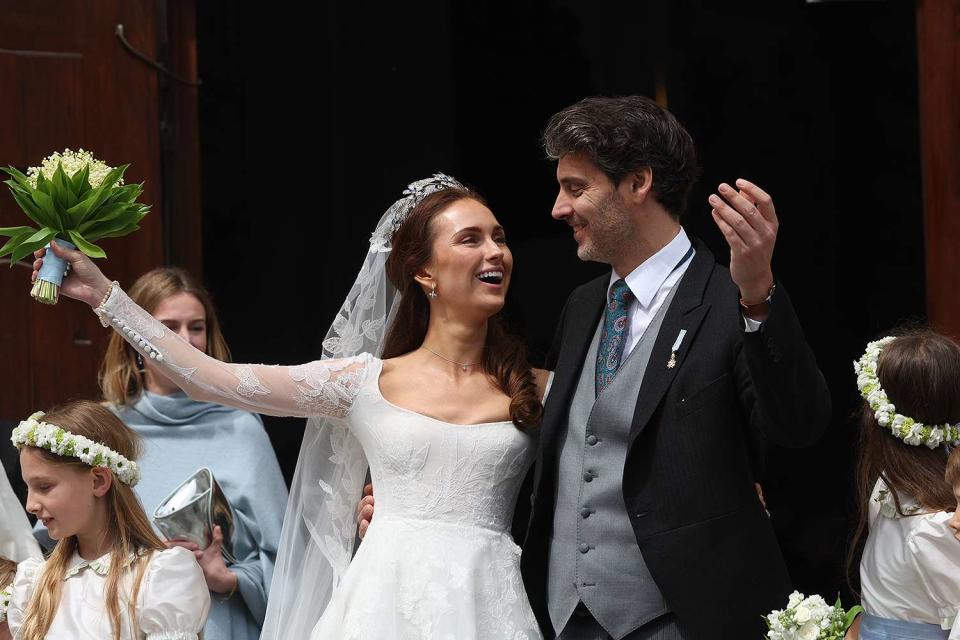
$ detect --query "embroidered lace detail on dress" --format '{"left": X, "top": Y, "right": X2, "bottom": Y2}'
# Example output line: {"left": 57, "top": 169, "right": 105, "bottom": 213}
{"left": 289, "top": 358, "right": 368, "bottom": 418}
{"left": 235, "top": 364, "right": 271, "bottom": 398}
{"left": 96, "top": 287, "right": 371, "bottom": 420}
{"left": 105, "top": 289, "right": 167, "bottom": 340}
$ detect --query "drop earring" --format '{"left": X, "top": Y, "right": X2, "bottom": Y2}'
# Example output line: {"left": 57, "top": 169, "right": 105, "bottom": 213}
{"left": 136, "top": 352, "right": 145, "bottom": 372}
{"left": 427, "top": 284, "right": 438, "bottom": 299}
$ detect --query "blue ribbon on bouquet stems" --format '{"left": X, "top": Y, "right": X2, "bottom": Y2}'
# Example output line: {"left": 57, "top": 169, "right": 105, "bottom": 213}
{"left": 31, "top": 238, "right": 76, "bottom": 305}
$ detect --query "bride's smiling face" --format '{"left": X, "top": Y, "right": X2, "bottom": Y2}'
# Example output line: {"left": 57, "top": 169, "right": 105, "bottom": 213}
{"left": 418, "top": 198, "right": 513, "bottom": 318}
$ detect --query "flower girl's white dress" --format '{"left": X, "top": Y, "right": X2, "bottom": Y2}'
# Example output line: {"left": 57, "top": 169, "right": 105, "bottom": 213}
{"left": 6, "top": 546, "right": 209, "bottom": 639}
{"left": 94, "top": 287, "right": 545, "bottom": 640}
{"left": 859, "top": 479, "right": 960, "bottom": 639}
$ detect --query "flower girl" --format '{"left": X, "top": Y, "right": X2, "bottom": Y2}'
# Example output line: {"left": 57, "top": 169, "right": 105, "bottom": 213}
{"left": 848, "top": 330, "right": 960, "bottom": 640}
{"left": 4, "top": 400, "right": 210, "bottom": 640}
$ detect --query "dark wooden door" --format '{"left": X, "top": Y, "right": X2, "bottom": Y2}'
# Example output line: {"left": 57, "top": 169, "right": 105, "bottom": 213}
{"left": 917, "top": 0, "right": 960, "bottom": 337}
{"left": 0, "top": 1, "right": 167, "bottom": 421}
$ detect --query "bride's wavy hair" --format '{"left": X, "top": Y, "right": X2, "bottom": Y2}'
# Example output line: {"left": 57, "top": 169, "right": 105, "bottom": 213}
{"left": 382, "top": 188, "right": 543, "bottom": 430}
{"left": 17, "top": 401, "right": 166, "bottom": 640}
{"left": 844, "top": 328, "right": 959, "bottom": 596}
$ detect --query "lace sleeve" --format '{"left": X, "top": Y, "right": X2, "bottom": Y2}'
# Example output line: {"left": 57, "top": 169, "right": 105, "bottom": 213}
{"left": 94, "top": 285, "right": 370, "bottom": 418}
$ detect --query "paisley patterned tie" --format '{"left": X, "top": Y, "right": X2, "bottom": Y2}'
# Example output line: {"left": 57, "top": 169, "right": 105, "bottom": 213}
{"left": 595, "top": 278, "right": 634, "bottom": 396}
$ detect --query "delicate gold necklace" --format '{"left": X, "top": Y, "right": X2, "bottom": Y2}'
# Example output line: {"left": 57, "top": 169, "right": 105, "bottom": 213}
{"left": 423, "top": 347, "right": 482, "bottom": 372}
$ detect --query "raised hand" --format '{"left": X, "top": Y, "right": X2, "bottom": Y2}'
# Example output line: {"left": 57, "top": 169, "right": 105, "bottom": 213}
{"left": 31, "top": 241, "right": 113, "bottom": 307}
{"left": 708, "top": 179, "right": 778, "bottom": 310}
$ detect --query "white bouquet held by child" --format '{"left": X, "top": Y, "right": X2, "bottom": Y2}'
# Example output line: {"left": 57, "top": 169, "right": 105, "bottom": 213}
{"left": 765, "top": 591, "right": 863, "bottom": 640}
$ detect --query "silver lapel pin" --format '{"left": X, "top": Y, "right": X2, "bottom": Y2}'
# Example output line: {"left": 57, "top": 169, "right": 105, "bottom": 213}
{"left": 667, "top": 329, "right": 687, "bottom": 369}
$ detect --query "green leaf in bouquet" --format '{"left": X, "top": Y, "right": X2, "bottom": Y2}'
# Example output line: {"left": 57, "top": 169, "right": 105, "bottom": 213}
{"left": 83, "top": 200, "right": 137, "bottom": 227}
{"left": 82, "top": 203, "right": 148, "bottom": 239}
{"left": 86, "top": 217, "right": 143, "bottom": 242}
{"left": 2, "top": 166, "right": 35, "bottom": 191}
{"left": 22, "top": 226, "right": 58, "bottom": 245}
{"left": 98, "top": 224, "right": 141, "bottom": 240}
{"left": 51, "top": 162, "right": 77, "bottom": 206}
{"left": 8, "top": 188, "right": 51, "bottom": 229}
{"left": 102, "top": 182, "right": 142, "bottom": 206}
{"left": 48, "top": 164, "right": 77, "bottom": 230}
{"left": 70, "top": 163, "right": 91, "bottom": 197}
{"left": 95, "top": 164, "right": 128, "bottom": 192}
{"left": 66, "top": 229, "right": 106, "bottom": 259}
{"left": 30, "top": 189, "right": 63, "bottom": 231}
{"left": 0, "top": 228, "right": 36, "bottom": 259}
{"left": 34, "top": 169, "right": 49, "bottom": 191}
{"left": 9, "top": 230, "right": 57, "bottom": 264}
{"left": 72, "top": 166, "right": 130, "bottom": 225}
{"left": 0, "top": 225, "right": 35, "bottom": 238}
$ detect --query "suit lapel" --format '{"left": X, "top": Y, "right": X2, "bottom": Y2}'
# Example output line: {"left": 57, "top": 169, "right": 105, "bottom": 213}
{"left": 540, "top": 275, "right": 607, "bottom": 457}
{"left": 628, "top": 239, "right": 716, "bottom": 445}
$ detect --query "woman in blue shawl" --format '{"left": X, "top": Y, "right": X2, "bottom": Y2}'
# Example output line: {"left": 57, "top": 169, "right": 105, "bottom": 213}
{"left": 100, "top": 267, "right": 288, "bottom": 640}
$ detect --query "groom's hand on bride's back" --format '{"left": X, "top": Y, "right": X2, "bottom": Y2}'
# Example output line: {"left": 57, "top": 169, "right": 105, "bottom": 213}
{"left": 357, "top": 483, "right": 374, "bottom": 540}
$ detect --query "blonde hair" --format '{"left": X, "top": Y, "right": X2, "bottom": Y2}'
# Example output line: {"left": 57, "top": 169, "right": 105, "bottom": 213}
{"left": 99, "top": 267, "right": 231, "bottom": 405}
{"left": 17, "top": 401, "right": 165, "bottom": 640}
{"left": 0, "top": 556, "right": 16, "bottom": 590}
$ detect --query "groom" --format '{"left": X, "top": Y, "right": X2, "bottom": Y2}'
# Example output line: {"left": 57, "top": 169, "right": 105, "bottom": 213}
{"left": 519, "top": 96, "right": 831, "bottom": 640}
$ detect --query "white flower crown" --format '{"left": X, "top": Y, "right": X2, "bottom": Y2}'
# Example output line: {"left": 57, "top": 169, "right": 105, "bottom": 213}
{"left": 11, "top": 412, "right": 140, "bottom": 486}
{"left": 854, "top": 337, "right": 960, "bottom": 449}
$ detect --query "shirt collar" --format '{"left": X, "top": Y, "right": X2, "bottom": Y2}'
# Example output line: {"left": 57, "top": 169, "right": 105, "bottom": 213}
{"left": 64, "top": 549, "right": 140, "bottom": 580}
{"left": 610, "top": 227, "right": 692, "bottom": 309}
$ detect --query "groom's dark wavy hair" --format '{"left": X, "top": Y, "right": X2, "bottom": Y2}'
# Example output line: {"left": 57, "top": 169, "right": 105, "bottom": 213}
{"left": 543, "top": 95, "right": 700, "bottom": 219}
{"left": 845, "top": 328, "right": 960, "bottom": 596}
{"left": 382, "top": 188, "right": 543, "bottom": 431}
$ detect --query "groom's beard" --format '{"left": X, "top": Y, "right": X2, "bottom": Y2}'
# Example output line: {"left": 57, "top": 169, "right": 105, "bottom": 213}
{"left": 576, "top": 190, "right": 635, "bottom": 266}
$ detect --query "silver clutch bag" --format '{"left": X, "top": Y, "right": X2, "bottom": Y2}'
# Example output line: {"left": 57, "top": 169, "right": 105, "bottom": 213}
{"left": 153, "top": 467, "right": 237, "bottom": 564}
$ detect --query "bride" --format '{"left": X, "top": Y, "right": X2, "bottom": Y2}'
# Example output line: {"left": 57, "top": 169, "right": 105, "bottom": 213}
{"left": 33, "top": 174, "right": 550, "bottom": 639}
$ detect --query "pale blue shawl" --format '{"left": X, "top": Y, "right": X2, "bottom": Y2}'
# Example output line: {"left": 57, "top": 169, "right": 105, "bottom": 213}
{"left": 114, "top": 392, "right": 288, "bottom": 640}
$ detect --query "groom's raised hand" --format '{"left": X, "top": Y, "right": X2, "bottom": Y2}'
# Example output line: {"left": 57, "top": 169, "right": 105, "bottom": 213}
{"left": 708, "top": 179, "right": 778, "bottom": 320}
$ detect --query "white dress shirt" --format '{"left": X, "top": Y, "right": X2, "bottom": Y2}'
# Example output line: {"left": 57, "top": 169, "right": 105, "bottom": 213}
{"left": 7, "top": 546, "right": 210, "bottom": 639}
{"left": 609, "top": 228, "right": 760, "bottom": 358}
{"left": 860, "top": 479, "right": 960, "bottom": 638}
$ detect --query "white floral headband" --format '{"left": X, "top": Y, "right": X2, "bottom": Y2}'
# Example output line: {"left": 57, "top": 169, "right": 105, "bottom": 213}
{"left": 854, "top": 337, "right": 960, "bottom": 449}
{"left": 11, "top": 411, "right": 141, "bottom": 486}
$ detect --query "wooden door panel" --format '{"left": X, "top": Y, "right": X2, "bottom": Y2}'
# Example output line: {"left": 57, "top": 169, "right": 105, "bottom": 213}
{"left": 0, "top": 0, "right": 164, "bottom": 421}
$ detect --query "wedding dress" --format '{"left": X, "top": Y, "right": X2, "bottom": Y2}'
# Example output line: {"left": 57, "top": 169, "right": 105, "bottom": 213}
{"left": 93, "top": 287, "right": 545, "bottom": 640}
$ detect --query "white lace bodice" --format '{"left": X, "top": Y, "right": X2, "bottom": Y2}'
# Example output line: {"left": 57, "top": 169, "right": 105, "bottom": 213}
{"left": 96, "top": 286, "right": 537, "bottom": 534}
{"left": 351, "top": 358, "right": 536, "bottom": 533}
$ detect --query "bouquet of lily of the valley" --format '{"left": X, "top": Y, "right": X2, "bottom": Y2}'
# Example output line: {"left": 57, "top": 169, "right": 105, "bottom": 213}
{"left": 765, "top": 592, "right": 863, "bottom": 640}
{"left": 1, "top": 149, "right": 149, "bottom": 304}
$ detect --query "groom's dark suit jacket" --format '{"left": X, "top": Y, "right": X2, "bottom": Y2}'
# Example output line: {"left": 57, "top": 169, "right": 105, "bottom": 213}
{"left": 519, "top": 238, "right": 831, "bottom": 639}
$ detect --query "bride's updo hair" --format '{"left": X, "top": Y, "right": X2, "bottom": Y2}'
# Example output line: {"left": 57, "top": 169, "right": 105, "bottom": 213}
{"left": 382, "top": 187, "right": 543, "bottom": 430}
